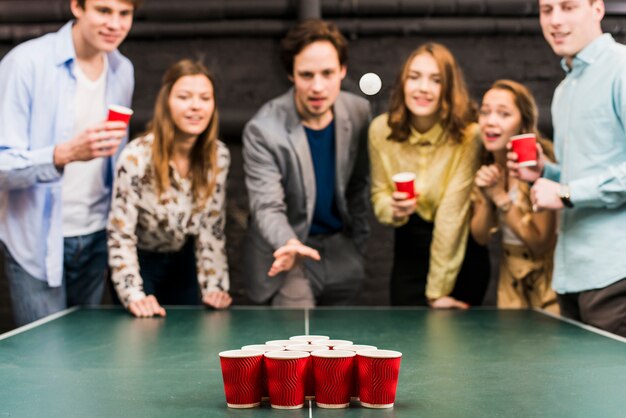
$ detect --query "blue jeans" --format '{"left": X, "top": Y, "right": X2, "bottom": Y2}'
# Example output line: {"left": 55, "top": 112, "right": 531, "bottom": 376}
{"left": 2, "top": 229, "right": 107, "bottom": 326}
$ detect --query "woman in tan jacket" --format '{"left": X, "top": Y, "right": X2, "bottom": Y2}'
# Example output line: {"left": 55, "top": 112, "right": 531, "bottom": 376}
{"left": 471, "top": 79, "right": 559, "bottom": 313}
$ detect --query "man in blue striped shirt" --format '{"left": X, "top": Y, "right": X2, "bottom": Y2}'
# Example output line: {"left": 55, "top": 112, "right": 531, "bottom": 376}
{"left": 0, "top": 0, "right": 141, "bottom": 326}
{"left": 510, "top": 0, "right": 626, "bottom": 337}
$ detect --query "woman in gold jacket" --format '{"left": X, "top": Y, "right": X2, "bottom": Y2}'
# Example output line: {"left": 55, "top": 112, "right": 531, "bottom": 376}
{"left": 369, "top": 43, "right": 490, "bottom": 308}
{"left": 471, "top": 79, "right": 559, "bottom": 313}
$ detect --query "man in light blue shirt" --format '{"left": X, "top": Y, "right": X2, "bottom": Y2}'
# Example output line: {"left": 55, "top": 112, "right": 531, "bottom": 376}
{"left": 509, "top": 0, "right": 626, "bottom": 337}
{"left": 0, "top": 0, "right": 141, "bottom": 326}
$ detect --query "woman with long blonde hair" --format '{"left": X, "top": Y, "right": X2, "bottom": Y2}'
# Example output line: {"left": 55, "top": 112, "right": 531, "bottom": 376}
{"left": 369, "top": 43, "right": 490, "bottom": 308}
{"left": 108, "top": 59, "right": 231, "bottom": 317}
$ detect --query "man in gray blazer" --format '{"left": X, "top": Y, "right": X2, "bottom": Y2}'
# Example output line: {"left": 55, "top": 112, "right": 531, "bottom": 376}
{"left": 242, "top": 19, "right": 371, "bottom": 307}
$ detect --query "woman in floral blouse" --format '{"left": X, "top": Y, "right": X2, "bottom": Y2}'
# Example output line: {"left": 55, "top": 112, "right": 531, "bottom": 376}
{"left": 107, "top": 59, "right": 231, "bottom": 317}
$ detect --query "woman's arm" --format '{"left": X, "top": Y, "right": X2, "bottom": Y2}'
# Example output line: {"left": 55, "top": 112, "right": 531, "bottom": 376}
{"left": 470, "top": 191, "right": 498, "bottom": 246}
{"left": 107, "top": 145, "right": 164, "bottom": 316}
{"left": 426, "top": 130, "right": 481, "bottom": 302}
{"left": 196, "top": 143, "right": 232, "bottom": 309}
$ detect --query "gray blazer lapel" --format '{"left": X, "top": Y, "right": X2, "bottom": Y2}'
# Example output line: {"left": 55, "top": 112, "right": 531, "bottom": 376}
{"left": 334, "top": 96, "right": 352, "bottom": 198}
{"left": 286, "top": 102, "right": 316, "bottom": 226}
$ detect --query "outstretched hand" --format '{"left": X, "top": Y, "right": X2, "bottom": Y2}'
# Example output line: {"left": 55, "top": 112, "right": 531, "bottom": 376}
{"left": 268, "top": 239, "right": 321, "bottom": 277}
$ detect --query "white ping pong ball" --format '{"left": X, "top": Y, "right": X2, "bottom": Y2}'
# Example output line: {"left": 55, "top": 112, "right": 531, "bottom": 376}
{"left": 359, "top": 72, "right": 382, "bottom": 96}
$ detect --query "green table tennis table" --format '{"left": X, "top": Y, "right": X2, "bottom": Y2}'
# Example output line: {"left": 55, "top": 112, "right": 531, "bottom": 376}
{"left": 1, "top": 307, "right": 625, "bottom": 417}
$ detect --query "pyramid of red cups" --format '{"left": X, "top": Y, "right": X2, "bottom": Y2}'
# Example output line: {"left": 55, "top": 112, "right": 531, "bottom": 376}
{"left": 218, "top": 335, "right": 402, "bottom": 409}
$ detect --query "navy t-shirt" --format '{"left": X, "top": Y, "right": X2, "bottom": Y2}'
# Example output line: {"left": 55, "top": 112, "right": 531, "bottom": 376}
{"left": 304, "top": 120, "right": 343, "bottom": 235}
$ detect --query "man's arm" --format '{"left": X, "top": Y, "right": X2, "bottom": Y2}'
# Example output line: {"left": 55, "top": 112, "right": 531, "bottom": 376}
{"left": 0, "top": 53, "right": 62, "bottom": 190}
{"left": 242, "top": 120, "right": 298, "bottom": 249}
{"left": 0, "top": 53, "right": 127, "bottom": 191}
{"left": 567, "top": 70, "right": 626, "bottom": 209}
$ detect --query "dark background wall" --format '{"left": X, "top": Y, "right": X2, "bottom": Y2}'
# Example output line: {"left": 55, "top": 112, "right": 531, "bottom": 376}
{"left": 1, "top": 0, "right": 625, "bottom": 332}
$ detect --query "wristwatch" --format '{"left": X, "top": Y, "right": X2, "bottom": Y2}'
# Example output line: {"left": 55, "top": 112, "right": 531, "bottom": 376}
{"left": 559, "top": 184, "right": 574, "bottom": 208}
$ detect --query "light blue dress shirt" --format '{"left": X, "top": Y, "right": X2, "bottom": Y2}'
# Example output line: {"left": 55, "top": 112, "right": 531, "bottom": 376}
{"left": 0, "top": 21, "right": 134, "bottom": 287}
{"left": 543, "top": 34, "right": 626, "bottom": 293}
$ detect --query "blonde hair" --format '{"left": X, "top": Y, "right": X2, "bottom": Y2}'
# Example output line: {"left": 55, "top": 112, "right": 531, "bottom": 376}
{"left": 146, "top": 59, "right": 220, "bottom": 206}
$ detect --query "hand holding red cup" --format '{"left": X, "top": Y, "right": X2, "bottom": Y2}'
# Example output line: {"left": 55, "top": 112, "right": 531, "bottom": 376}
{"left": 107, "top": 104, "right": 134, "bottom": 125}
{"left": 510, "top": 133, "right": 537, "bottom": 167}
{"left": 392, "top": 172, "right": 417, "bottom": 199}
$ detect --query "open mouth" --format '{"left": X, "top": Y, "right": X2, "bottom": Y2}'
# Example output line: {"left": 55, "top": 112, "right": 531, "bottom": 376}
{"left": 483, "top": 133, "right": 501, "bottom": 142}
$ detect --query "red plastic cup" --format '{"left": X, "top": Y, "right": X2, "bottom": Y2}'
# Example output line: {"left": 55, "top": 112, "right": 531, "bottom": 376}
{"left": 312, "top": 349, "right": 356, "bottom": 408}
{"left": 392, "top": 172, "right": 416, "bottom": 199}
{"left": 334, "top": 344, "right": 377, "bottom": 401}
{"left": 218, "top": 349, "right": 265, "bottom": 408}
{"left": 241, "top": 345, "right": 285, "bottom": 401}
{"left": 264, "top": 350, "right": 310, "bottom": 409}
{"left": 356, "top": 349, "right": 402, "bottom": 409}
{"left": 510, "top": 133, "right": 537, "bottom": 167}
{"left": 286, "top": 344, "right": 329, "bottom": 400}
{"left": 107, "top": 104, "right": 134, "bottom": 125}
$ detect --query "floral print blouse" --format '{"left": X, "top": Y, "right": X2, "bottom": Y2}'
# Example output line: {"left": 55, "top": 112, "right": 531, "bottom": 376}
{"left": 107, "top": 134, "right": 230, "bottom": 307}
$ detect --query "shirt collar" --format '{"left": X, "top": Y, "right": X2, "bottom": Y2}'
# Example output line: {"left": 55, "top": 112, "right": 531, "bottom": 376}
{"left": 53, "top": 21, "right": 76, "bottom": 66}
{"left": 408, "top": 122, "right": 445, "bottom": 146}
{"left": 54, "top": 20, "right": 123, "bottom": 72}
{"left": 560, "top": 33, "right": 614, "bottom": 73}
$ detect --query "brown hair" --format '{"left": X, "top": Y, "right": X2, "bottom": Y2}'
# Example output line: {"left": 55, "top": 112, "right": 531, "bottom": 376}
{"left": 76, "top": 0, "right": 143, "bottom": 9}
{"left": 481, "top": 79, "right": 554, "bottom": 163}
{"left": 146, "top": 59, "right": 220, "bottom": 206}
{"left": 280, "top": 19, "right": 348, "bottom": 76}
{"left": 386, "top": 43, "right": 475, "bottom": 143}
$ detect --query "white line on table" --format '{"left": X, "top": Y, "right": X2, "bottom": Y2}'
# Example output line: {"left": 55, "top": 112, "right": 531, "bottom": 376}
{"left": 0, "top": 306, "right": 79, "bottom": 341}
{"left": 305, "top": 308, "right": 310, "bottom": 335}
{"left": 536, "top": 308, "right": 626, "bottom": 343}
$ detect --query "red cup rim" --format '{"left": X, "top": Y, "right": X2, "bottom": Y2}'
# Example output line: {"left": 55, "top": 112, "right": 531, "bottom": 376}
{"left": 108, "top": 104, "right": 133, "bottom": 115}
{"left": 219, "top": 349, "right": 265, "bottom": 358}
{"left": 510, "top": 133, "right": 535, "bottom": 141}
{"left": 318, "top": 339, "right": 353, "bottom": 347}
{"left": 265, "top": 339, "right": 302, "bottom": 346}
{"left": 335, "top": 344, "right": 377, "bottom": 352}
{"left": 356, "top": 349, "right": 402, "bottom": 358}
{"left": 392, "top": 172, "right": 415, "bottom": 182}
{"left": 264, "top": 350, "right": 310, "bottom": 360}
{"left": 286, "top": 344, "right": 330, "bottom": 352}
{"left": 311, "top": 349, "right": 356, "bottom": 358}
{"left": 241, "top": 344, "right": 284, "bottom": 352}
{"left": 288, "top": 335, "right": 330, "bottom": 342}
